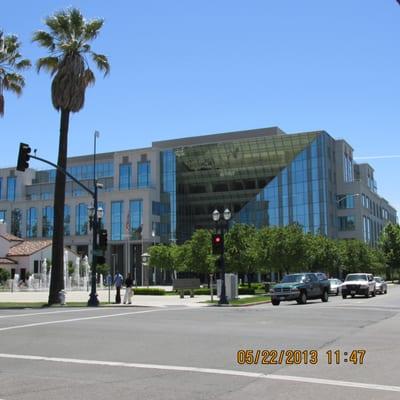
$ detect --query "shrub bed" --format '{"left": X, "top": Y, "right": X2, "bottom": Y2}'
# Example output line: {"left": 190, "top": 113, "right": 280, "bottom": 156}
{"left": 238, "top": 287, "right": 256, "bottom": 295}
{"left": 133, "top": 288, "right": 166, "bottom": 295}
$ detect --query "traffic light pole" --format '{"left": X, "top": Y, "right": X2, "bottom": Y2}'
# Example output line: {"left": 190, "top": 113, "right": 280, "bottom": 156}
{"left": 18, "top": 151, "right": 104, "bottom": 306}
{"left": 28, "top": 154, "right": 95, "bottom": 198}
{"left": 87, "top": 182, "right": 99, "bottom": 306}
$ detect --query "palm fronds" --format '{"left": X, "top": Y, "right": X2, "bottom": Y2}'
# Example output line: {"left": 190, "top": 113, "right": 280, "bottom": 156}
{"left": 33, "top": 8, "right": 110, "bottom": 112}
{"left": 0, "top": 30, "right": 31, "bottom": 117}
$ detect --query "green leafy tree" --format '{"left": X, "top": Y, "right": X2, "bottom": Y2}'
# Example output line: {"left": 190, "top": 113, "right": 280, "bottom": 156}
{"left": 170, "top": 243, "right": 190, "bottom": 279}
{"left": 33, "top": 8, "right": 110, "bottom": 304}
{"left": 379, "top": 223, "right": 400, "bottom": 281}
{"left": 306, "top": 234, "right": 341, "bottom": 277}
{"left": 67, "top": 260, "right": 74, "bottom": 276}
{"left": 254, "top": 226, "right": 274, "bottom": 280}
{"left": 96, "top": 263, "right": 109, "bottom": 281}
{"left": 338, "top": 239, "right": 373, "bottom": 274}
{"left": 0, "top": 30, "right": 31, "bottom": 117}
{"left": 185, "top": 229, "right": 216, "bottom": 278}
{"left": 225, "top": 223, "right": 257, "bottom": 286}
{"left": 149, "top": 245, "right": 174, "bottom": 271}
{"left": 268, "top": 224, "right": 308, "bottom": 275}
{"left": 0, "top": 268, "right": 11, "bottom": 284}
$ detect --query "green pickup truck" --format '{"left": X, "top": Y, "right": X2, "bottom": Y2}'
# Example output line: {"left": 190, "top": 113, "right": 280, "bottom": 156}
{"left": 270, "top": 273, "right": 330, "bottom": 306}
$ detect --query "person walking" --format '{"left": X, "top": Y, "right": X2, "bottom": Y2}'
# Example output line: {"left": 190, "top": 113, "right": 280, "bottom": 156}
{"left": 114, "top": 271, "right": 123, "bottom": 304}
{"left": 123, "top": 273, "right": 134, "bottom": 304}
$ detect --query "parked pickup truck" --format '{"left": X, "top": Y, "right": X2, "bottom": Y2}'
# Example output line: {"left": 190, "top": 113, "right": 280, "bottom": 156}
{"left": 270, "top": 273, "right": 331, "bottom": 306}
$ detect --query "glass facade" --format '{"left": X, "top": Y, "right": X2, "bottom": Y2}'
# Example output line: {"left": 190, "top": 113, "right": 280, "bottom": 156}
{"left": 235, "top": 135, "right": 329, "bottom": 234}
{"left": 168, "top": 131, "right": 330, "bottom": 241}
{"left": 343, "top": 153, "right": 353, "bottom": 182}
{"left": 0, "top": 210, "right": 5, "bottom": 222}
{"left": 129, "top": 200, "right": 142, "bottom": 239}
{"left": 137, "top": 161, "right": 151, "bottom": 188}
{"left": 64, "top": 205, "right": 71, "bottom": 236}
{"left": 0, "top": 177, "right": 2, "bottom": 199}
{"left": 7, "top": 177, "right": 16, "bottom": 201}
{"left": 75, "top": 203, "right": 88, "bottom": 236}
{"left": 42, "top": 206, "right": 54, "bottom": 237}
{"left": 160, "top": 150, "right": 176, "bottom": 242}
{"left": 119, "top": 164, "right": 131, "bottom": 190}
{"left": 111, "top": 201, "right": 123, "bottom": 240}
{"left": 26, "top": 207, "right": 38, "bottom": 238}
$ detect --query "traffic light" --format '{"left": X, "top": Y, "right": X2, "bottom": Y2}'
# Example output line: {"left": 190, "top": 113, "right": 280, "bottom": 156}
{"left": 212, "top": 233, "right": 223, "bottom": 255}
{"left": 16, "top": 142, "right": 31, "bottom": 172}
{"left": 99, "top": 229, "right": 108, "bottom": 250}
{"left": 96, "top": 255, "right": 106, "bottom": 265}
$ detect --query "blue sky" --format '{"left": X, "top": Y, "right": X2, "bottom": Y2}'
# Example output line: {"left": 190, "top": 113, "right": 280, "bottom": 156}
{"left": 1, "top": 1, "right": 400, "bottom": 210}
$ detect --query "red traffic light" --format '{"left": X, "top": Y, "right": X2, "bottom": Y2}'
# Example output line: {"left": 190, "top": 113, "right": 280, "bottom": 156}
{"left": 212, "top": 233, "right": 223, "bottom": 255}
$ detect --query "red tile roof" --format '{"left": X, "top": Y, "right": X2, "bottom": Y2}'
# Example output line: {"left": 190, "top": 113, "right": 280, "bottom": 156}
{"left": 0, "top": 257, "right": 17, "bottom": 265}
{"left": 0, "top": 233, "right": 24, "bottom": 242}
{"left": 7, "top": 240, "right": 52, "bottom": 257}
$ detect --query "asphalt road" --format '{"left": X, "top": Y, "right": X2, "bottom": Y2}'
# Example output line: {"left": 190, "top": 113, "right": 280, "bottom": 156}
{"left": 1, "top": 285, "right": 400, "bottom": 400}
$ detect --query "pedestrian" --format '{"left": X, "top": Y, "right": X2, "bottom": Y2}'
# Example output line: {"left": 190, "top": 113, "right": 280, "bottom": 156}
{"left": 123, "top": 273, "right": 134, "bottom": 304}
{"left": 114, "top": 271, "right": 123, "bottom": 304}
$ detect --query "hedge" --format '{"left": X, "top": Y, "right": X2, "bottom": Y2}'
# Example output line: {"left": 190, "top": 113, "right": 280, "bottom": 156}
{"left": 238, "top": 287, "right": 256, "bottom": 295}
{"left": 133, "top": 288, "right": 166, "bottom": 295}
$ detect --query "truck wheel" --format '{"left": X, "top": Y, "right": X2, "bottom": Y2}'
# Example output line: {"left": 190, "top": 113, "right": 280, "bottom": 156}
{"left": 298, "top": 291, "right": 307, "bottom": 304}
{"left": 271, "top": 299, "right": 280, "bottom": 306}
{"left": 372, "top": 290, "right": 376, "bottom": 297}
{"left": 321, "top": 290, "right": 329, "bottom": 302}
{"left": 342, "top": 294, "right": 347, "bottom": 299}
{"left": 365, "top": 290, "right": 369, "bottom": 298}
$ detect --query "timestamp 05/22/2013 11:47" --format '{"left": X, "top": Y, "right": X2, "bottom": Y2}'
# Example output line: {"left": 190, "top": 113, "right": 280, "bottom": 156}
{"left": 236, "top": 349, "right": 366, "bottom": 366}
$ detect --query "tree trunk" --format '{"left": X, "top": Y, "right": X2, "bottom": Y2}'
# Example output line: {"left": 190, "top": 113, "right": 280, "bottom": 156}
{"left": 48, "top": 109, "right": 70, "bottom": 305}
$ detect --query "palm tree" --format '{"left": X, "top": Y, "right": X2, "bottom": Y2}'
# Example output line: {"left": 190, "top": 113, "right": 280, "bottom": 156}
{"left": 33, "top": 8, "right": 110, "bottom": 304}
{"left": 0, "top": 30, "right": 31, "bottom": 117}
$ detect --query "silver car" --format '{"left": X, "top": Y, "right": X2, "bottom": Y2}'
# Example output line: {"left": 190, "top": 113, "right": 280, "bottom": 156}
{"left": 374, "top": 277, "right": 388, "bottom": 294}
{"left": 328, "top": 278, "right": 342, "bottom": 295}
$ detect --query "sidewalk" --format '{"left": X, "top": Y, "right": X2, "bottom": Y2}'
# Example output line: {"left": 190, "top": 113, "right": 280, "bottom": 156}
{"left": 0, "top": 288, "right": 211, "bottom": 307}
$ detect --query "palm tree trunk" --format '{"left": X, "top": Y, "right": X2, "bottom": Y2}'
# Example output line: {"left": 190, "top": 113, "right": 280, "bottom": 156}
{"left": 48, "top": 109, "right": 70, "bottom": 305}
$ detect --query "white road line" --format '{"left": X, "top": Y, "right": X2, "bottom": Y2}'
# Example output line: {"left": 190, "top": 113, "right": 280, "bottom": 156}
{"left": 0, "top": 308, "right": 109, "bottom": 319}
{"left": 0, "top": 353, "right": 399, "bottom": 393}
{"left": 0, "top": 307, "right": 186, "bottom": 332}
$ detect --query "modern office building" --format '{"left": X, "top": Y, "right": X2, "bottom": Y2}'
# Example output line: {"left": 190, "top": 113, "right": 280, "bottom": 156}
{"left": 0, "top": 127, "right": 396, "bottom": 282}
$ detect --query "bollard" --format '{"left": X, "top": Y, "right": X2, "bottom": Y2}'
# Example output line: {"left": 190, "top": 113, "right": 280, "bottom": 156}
{"left": 59, "top": 290, "right": 66, "bottom": 306}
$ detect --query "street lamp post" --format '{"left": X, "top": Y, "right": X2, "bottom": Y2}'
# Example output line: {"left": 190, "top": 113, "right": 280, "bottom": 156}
{"left": 88, "top": 130, "right": 102, "bottom": 307}
{"left": 151, "top": 229, "right": 156, "bottom": 284}
{"left": 88, "top": 203, "right": 103, "bottom": 306}
{"left": 212, "top": 208, "right": 232, "bottom": 305}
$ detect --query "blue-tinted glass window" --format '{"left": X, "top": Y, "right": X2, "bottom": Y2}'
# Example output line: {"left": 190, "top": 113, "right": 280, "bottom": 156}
{"left": 7, "top": 177, "right": 16, "bottom": 201}
{"left": 64, "top": 205, "right": 71, "bottom": 236}
{"left": 0, "top": 210, "right": 6, "bottom": 222}
{"left": 26, "top": 207, "right": 38, "bottom": 238}
{"left": 337, "top": 194, "right": 355, "bottom": 209}
{"left": 119, "top": 164, "right": 131, "bottom": 190}
{"left": 129, "top": 200, "right": 143, "bottom": 232}
{"left": 338, "top": 215, "right": 355, "bottom": 231}
{"left": 111, "top": 201, "right": 123, "bottom": 240}
{"left": 152, "top": 201, "right": 161, "bottom": 215}
{"left": 42, "top": 206, "right": 54, "bottom": 237}
{"left": 137, "top": 161, "right": 151, "bottom": 188}
{"left": 0, "top": 177, "right": 2, "bottom": 199}
{"left": 75, "top": 203, "right": 88, "bottom": 236}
